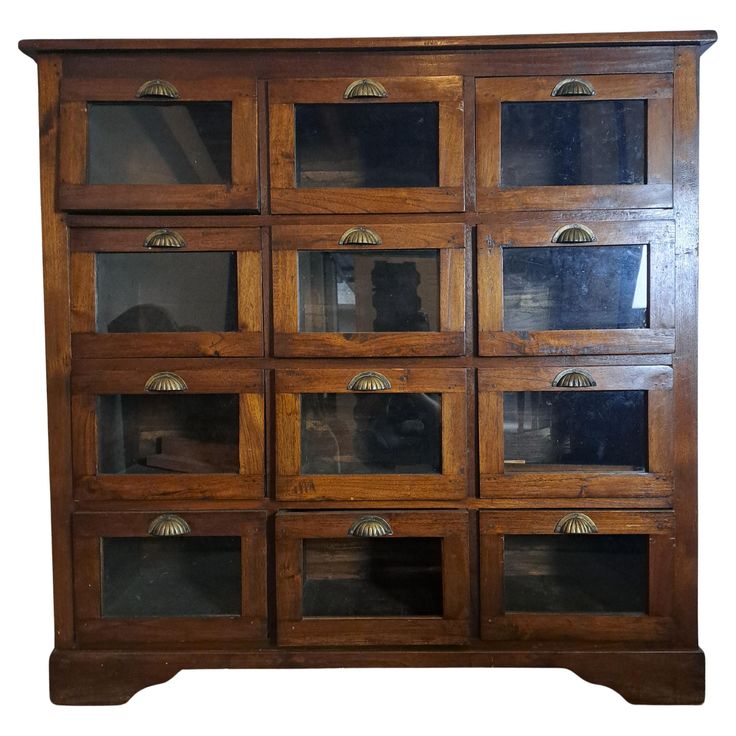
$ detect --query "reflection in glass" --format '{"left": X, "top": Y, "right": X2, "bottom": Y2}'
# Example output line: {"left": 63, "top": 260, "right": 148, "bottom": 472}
{"left": 501, "top": 100, "right": 647, "bottom": 186}
{"left": 87, "top": 103, "right": 232, "bottom": 185}
{"left": 102, "top": 536, "right": 241, "bottom": 617}
{"left": 302, "top": 537, "right": 443, "bottom": 617}
{"left": 96, "top": 252, "right": 238, "bottom": 333}
{"left": 504, "top": 535, "right": 648, "bottom": 613}
{"left": 295, "top": 103, "right": 439, "bottom": 188}
{"left": 503, "top": 391, "right": 647, "bottom": 470}
{"left": 503, "top": 245, "right": 648, "bottom": 331}
{"left": 300, "top": 393, "right": 441, "bottom": 474}
{"left": 298, "top": 250, "right": 439, "bottom": 332}
{"left": 98, "top": 394, "right": 239, "bottom": 474}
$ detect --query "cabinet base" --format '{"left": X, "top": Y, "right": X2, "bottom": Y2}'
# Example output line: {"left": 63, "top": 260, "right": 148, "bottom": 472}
{"left": 49, "top": 646, "right": 705, "bottom": 705}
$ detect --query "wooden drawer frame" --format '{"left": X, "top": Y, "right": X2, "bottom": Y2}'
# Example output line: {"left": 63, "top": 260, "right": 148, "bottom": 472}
{"left": 477, "top": 220, "right": 675, "bottom": 356}
{"left": 275, "top": 510, "right": 470, "bottom": 646}
{"left": 71, "top": 360, "right": 264, "bottom": 501}
{"left": 269, "top": 76, "right": 465, "bottom": 214}
{"left": 58, "top": 74, "right": 259, "bottom": 211}
{"left": 73, "top": 511, "right": 268, "bottom": 646}
{"left": 478, "top": 365, "right": 673, "bottom": 506}
{"left": 479, "top": 510, "right": 676, "bottom": 642}
{"left": 272, "top": 222, "right": 466, "bottom": 356}
{"left": 70, "top": 226, "right": 263, "bottom": 358}
{"left": 275, "top": 368, "right": 468, "bottom": 500}
{"left": 476, "top": 74, "right": 673, "bottom": 211}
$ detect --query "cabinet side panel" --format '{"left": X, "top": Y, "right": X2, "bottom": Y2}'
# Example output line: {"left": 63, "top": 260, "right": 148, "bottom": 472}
{"left": 672, "top": 47, "right": 701, "bottom": 647}
{"left": 37, "top": 55, "right": 75, "bottom": 648}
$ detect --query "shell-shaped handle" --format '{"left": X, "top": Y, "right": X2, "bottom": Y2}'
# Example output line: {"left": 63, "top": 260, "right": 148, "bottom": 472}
{"left": 148, "top": 514, "right": 192, "bottom": 537}
{"left": 338, "top": 226, "right": 382, "bottom": 246}
{"left": 551, "top": 224, "right": 596, "bottom": 244}
{"left": 347, "top": 371, "right": 392, "bottom": 391}
{"left": 145, "top": 371, "right": 188, "bottom": 393}
{"left": 348, "top": 516, "right": 394, "bottom": 538}
{"left": 552, "top": 369, "right": 597, "bottom": 388}
{"left": 136, "top": 79, "right": 180, "bottom": 99}
{"left": 144, "top": 229, "right": 186, "bottom": 249}
{"left": 551, "top": 78, "right": 596, "bottom": 97}
{"left": 343, "top": 78, "right": 388, "bottom": 99}
{"left": 554, "top": 512, "right": 598, "bottom": 534}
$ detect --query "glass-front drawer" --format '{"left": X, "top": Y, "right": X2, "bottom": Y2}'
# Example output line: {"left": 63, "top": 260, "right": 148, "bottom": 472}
{"left": 275, "top": 368, "right": 467, "bottom": 500}
{"left": 269, "top": 76, "right": 464, "bottom": 213}
{"left": 478, "top": 365, "right": 673, "bottom": 505}
{"left": 479, "top": 510, "right": 675, "bottom": 641}
{"left": 71, "top": 360, "right": 264, "bottom": 501}
{"left": 58, "top": 72, "right": 258, "bottom": 211}
{"left": 70, "top": 227, "right": 262, "bottom": 358}
{"left": 73, "top": 511, "right": 267, "bottom": 646}
{"left": 477, "top": 220, "right": 674, "bottom": 355}
{"left": 476, "top": 74, "right": 672, "bottom": 211}
{"left": 272, "top": 223, "right": 466, "bottom": 356}
{"left": 276, "top": 510, "right": 469, "bottom": 645}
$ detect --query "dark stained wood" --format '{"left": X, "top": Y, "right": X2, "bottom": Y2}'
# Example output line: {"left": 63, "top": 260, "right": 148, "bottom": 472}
{"left": 21, "top": 31, "right": 714, "bottom": 706}
{"left": 479, "top": 510, "right": 676, "bottom": 642}
{"left": 269, "top": 76, "right": 464, "bottom": 214}
{"left": 275, "top": 510, "right": 469, "bottom": 645}
{"left": 73, "top": 511, "right": 268, "bottom": 646}
{"left": 19, "top": 31, "right": 718, "bottom": 58}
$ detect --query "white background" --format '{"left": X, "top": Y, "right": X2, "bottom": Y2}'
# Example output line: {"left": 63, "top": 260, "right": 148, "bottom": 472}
{"left": 1, "top": 1, "right": 733, "bottom": 731}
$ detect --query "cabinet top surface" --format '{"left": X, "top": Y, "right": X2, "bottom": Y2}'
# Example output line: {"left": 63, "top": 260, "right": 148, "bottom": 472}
{"left": 19, "top": 30, "right": 717, "bottom": 59}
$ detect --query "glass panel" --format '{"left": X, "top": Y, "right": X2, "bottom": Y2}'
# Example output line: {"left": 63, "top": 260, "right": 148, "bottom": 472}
{"left": 503, "top": 535, "right": 648, "bottom": 613}
{"left": 298, "top": 250, "right": 439, "bottom": 332}
{"left": 98, "top": 394, "right": 239, "bottom": 474}
{"left": 300, "top": 393, "right": 441, "bottom": 474}
{"left": 295, "top": 103, "right": 439, "bottom": 188}
{"left": 96, "top": 252, "right": 238, "bottom": 333}
{"left": 302, "top": 537, "right": 443, "bottom": 617}
{"left": 87, "top": 103, "right": 232, "bottom": 185}
{"left": 501, "top": 100, "right": 647, "bottom": 186}
{"left": 503, "top": 391, "right": 647, "bottom": 470}
{"left": 102, "top": 536, "right": 241, "bottom": 617}
{"left": 503, "top": 245, "right": 648, "bottom": 331}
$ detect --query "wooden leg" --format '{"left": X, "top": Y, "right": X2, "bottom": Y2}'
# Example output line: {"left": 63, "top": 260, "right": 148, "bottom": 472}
{"left": 49, "top": 649, "right": 181, "bottom": 705}
{"left": 561, "top": 650, "right": 705, "bottom": 704}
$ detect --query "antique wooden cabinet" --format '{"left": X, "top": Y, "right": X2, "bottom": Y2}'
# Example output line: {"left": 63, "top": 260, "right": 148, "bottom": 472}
{"left": 19, "top": 31, "right": 716, "bottom": 705}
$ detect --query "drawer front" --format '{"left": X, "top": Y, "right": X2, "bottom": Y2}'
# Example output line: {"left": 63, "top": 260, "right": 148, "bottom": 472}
{"left": 59, "top": 71, "right": 259, "bottom": 211}
{"left": 478, "top": 220, "right": 675, "bottom": 356}
{"left": 272, "top": 222, "right": 466, "bottom": 356}
{"left": 476, "top": 74, "right": 673, "bottom": 211}
{"left": 478, "top": 365, "right": 673, "bottom": 505}
{"left": 70, "top": 227, "right": 263, "bottom": 358}
{"left": 269, "top": 76, "right": 465, "bottom": 214}
{"left": 73, "top": 511, "right": 267, "bottom": 646}
{"left": 71, "top": 360, "right": 264, "bottom": 501}
{"left": 479, "top": 510, "right": 675, "bottom": 642}
{"left": 276, "top": 510, "right": 469, "bottom": 645}
{"left": 275, "top": 368, "right": 468, "bottom": 500}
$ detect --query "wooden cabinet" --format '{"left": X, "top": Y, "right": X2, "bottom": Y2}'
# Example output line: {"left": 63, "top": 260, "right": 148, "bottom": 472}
{"left": 20, "top": 30, "right": 715, "bottom": 706}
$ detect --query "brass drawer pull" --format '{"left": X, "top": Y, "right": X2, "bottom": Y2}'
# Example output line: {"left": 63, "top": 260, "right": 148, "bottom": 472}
{"left": 136, "top": 79, "right": 180, "bottom": 99}
{"left": 551, "top": 77, "right": 596, "bottom": 97}
{"left": 554, "top": 512, "right": 598, "bottom": 535}
{"left": 552, "top": 369, "right": 596, "bottom": 388}
{"left": 148, "top": 514, "right": 191, "bottom": 537}
{"left": 348, "top": 516, "right": 394, "bottom": 538}
{"left": 343, "top": 78, "right": 388, "bottom": 99}
{"left": 551, "top": 224, "right": 596, "bottom": 243}
{"left": 144, "top": 229, "right": 186, "bottom": 249}
{"left": 144, "top": 371, "right": 189, "bottom": 393}
{"left": 347, "top": 371, "right": 392, "bottom": 391}
{"left": 338, "top": 226, "right": 382, "bottom": 245}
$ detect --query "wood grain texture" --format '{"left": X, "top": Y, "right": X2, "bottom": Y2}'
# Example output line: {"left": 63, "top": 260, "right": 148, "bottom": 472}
{"left": 73, "top": 511, "right": 268, "bottom": 646}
